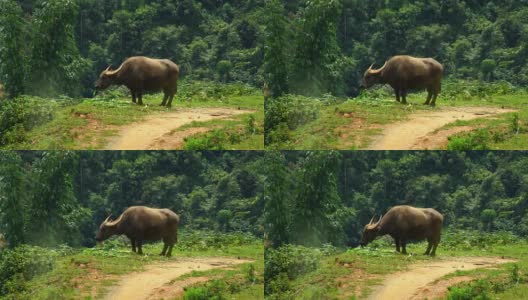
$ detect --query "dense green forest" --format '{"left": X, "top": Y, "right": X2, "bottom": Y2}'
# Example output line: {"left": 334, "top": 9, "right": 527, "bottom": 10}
{"left": 0, "top": 0, "right": 264, "bottom": 98}
{"left": 0, "top": 151, "right": 264, "bottom": 248}
{"left": 264, "top": 151, "right": 528, "bottom": 299}
{"left": 265, "top": 0, "right": 528, "bottom": 97}
{"left": 0, "top": 151, "right": 265, "bottom": 299}
{"left": 265, "top": 151, "right": 528, "bottom": 247}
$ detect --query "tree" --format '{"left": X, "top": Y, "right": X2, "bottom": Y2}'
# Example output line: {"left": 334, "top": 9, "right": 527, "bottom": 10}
{"left": 291, "top": 0, "right": 347, "bottom": 96}
{"left": 0, "top": 152, "right": 27, "bottom": 247}
{"left": 263, "top": 0, "right": 290, "bottom": 97}
{"left": 481, "top": 209, "right": 497, "bottom": 231}
{"left": 291, "top": 151, "right": 350, "bottom": 246}
{"left": 26, "top": 151, "right": 90, "bottom": 246}
{"left": 264, "top": 151, "right": 291, "bottom": 248}
{"left": 0, "top": 1, "right": 27, "bottom": 97}
{"left": 29, "top": 0, "right": 90, "bottom": 96}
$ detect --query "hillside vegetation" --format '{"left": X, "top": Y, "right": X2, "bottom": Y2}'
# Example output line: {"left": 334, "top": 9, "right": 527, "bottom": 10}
{"left": 264, "top": 151, "right": 528, "bottom": 298}
{"left": 264, "top": 0, "right": 528, "bottom": 149}
{"left": 0, "top": 151, "right": 265, "bottom": 299}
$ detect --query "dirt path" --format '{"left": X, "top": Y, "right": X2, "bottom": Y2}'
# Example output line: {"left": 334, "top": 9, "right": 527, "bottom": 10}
{"left": 105, "top": 107, "right": 253, "bottom": 150}
{"left": 366, "top": 107, "right": 516, "bottom": 150}
{"left": 367, "top": 257, "right": 515, "bottom": 300}
{"left": 104, "top": 257, "right": 253, "bottom": 300}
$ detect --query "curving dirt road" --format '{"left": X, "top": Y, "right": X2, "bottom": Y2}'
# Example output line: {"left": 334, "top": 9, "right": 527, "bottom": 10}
{"left": 366, "top": 106, "right": 516, "bottom": 150}
{"left": 366, "top": 257, "right": 515, "bottom": 300}
{"left": 104, "top": 257, "right": 253, "bottom": 300}
{"left": 105, "top": 107, "right": 253, "bottom": 150}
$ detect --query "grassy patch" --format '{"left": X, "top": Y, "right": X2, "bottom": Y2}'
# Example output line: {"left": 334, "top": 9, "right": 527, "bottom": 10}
{"left": 1, "top": 231, "right": 262, "bottom": 300}
{"left": 0, "top": 81, "right": 263, "bottom": 150}
{"left": 265, "top": 231, "right": 528, "bottom": 300}
{"left": 265, "top": 80, "right": 528, "bottom": 150}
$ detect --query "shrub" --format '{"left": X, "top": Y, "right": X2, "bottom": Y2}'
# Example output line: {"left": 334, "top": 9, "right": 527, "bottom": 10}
{"left": 447, "top": 280, "right": 492, "bottom": 300}
{"left": 184, "top": 130, "right": 227, "bottom": 150}
{"left": 0, "top": 245, "right": 58, "bottom": 296}
{"left": 176, "top": 231, "right": 259, "bottom": 252}
{"left": 0, "top": 96, "right": 58, "bottom": 146}
{"left": 184, "top": 280, "right": 227, "bottom": 300}
{"left": 265, "top": 244, "right": 321, "bottom": 284}
{"left": 447, "top": 129, "right": 490, "bottom": 150}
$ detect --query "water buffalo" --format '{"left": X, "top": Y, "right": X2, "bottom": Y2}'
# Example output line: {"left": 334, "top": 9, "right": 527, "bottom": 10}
{"left": 95, "top": 206, "right": 180, "bottom": 257}
{"left": 360, "top": 205, "right": 443, "bottom": 256}
{"left": 95, "top": 56, "right": 180, "bottom": 108}
{"left": 362, "top": 55, "right": 444, "bottom": 106}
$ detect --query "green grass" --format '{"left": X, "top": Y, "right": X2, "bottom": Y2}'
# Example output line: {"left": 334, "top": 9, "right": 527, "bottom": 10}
{"left": 265, "top": 232, "right": 528, "bottom": 300}
{"left": 2, "top": 231, "right": 263, "bottom": 300}
{"left": 2, "top": 81, "right": 263, "bottom": 150}
{"left": 178, "top": 96, "right": 264, "bottom": 150}
{"left": 266, "top": 81, "right": 528, "bottom": 150}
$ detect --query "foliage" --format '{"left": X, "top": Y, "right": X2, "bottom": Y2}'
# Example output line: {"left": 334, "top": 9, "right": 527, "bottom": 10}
{"left": 0, "top": 1, "right": 264, "bottom": 97}
{"left": 264, "top": 151, "right": 528, "bottom": 248}
{"left": 263, "top": 0, "right": 290, "bottom": 97}
{"left": 184, "top": 281, "right": 227, "bottom": 300}
{"left": 267, "top": 1, "right": 528, "bottom": 97}
{"left": 265, "top": 94, "right": 321, "bottom": 144}
{"left": 264, "top": 152, "right": 291, "bottom": 248}
{"left": 0, "top": 96, "right": 59, "bottom": 146}
{"left": 0, "top": 0, "right": 26, "bottom": 97}
{"left": 265, "top": 244, "right": 321, "bottom": 296}
{"left": 0, "top": 152, "right": 264, "bottom": 249}
{"left": 0, "top": 245, "right": 60, "bottom": 296}
{"left": 0, "top": 152, "right": 26, "bottom": 247}
{"left": 447, "top": 129, "right": 491, "bottom": 150}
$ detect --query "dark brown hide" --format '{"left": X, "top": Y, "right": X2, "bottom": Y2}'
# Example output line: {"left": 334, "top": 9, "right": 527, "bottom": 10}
{"left": 362, "top": 55, "right": 444, "bottom": 106}
{"left": 95, "top": 56, "right": 180, "bottom": 108}
{"left": 96, "top": 206, "right": 180, "bottom": 257}
{"left": 360, "top": 205, "right": 443, "bottom": 256}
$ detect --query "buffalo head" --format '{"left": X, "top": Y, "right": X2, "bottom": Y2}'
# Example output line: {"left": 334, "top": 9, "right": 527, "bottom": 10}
{"left": 360, "top": 215, "right": 382, "bottom": 246}
{"left": 95, "top": 215, "right": 116, "bottom": 242}
{"left": 361, "top": 62, "right": 386, "bottom": 89}
{"left": 95, "top": 65, "right": 116, "bottom": 91}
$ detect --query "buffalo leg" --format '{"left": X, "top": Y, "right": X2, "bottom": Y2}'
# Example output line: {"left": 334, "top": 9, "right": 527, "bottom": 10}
{"left": 424, "top": 90, "right": 432, "bottom": 105}
{"left": 137, "top": 240, "right": 143, "bottom": 255}
{"left": 395, "top": 237, "right": 401, "bottom": 252}
{"left": 431, "top": 238, "right": 440, "bottom": 256}
{"left": 160, "top": 93, "right": 168, "bottom": 107}
{"left": 425, "top": 238, "right": 433, "bottom": 255}
{"left": 167, "top": 243, "right": 174, "bottom": 257}
{"left": 431, "top": 93, "right": 438, "bottom": 107}
{"left": 401, "top": 90, "right": 408, "bottom": 104}
{"left": 131, "top": 91, "right": 137, "bottom": 103}
{"left": 137, "top": 92, "right": 144, "bottom": 106}
{"left": 167, "top": 95, "right": 175, "bottom": 108}
{"left": 131, "top": 239, "right": 137, "bottom": 253}
{"left": 401, "top": 240, "right": 408, "bottom": 254}
{"left": 160, "top": 242, "right": 168, "bottom": 256}
{"left": 395, "top": 89, "right": 401, "bottom": 103}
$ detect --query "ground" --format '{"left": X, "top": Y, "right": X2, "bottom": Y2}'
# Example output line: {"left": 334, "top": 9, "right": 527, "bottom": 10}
{"left": 273, "top": 86, "right": 528, "bottom": 150}
{"left": 268, "top": 234, "right": 528, "bottom": 300}
{"left": 4, "top": 81, "right": 264, "bottom": 150}
{"left": 8, "top": 233, "right": 263, "bottom": 300}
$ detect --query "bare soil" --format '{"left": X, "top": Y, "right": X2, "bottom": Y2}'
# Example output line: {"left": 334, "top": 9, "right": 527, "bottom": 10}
{"left": 105, "top": 107, "right": 253, "bottom": 150}
{"left": 103, "top": 257, "right": 252, "bottom": 300}
{"left": 366, "top": 107, "right": 516, "bottom": 150}
{"left": 367, "top": 257, "right": 516, "bottom": 300}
